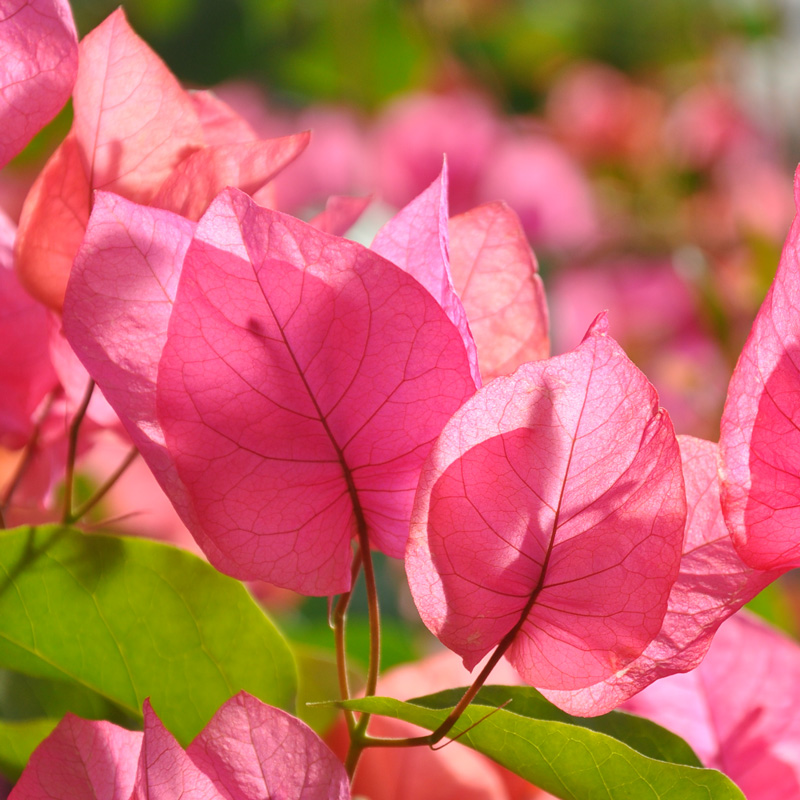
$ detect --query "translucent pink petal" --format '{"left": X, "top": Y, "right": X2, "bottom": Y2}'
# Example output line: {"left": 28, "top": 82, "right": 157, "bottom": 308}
{"left": 309, "top": 195, "right": 371, "bottom": 236}
{"left": 372, "top": 164, "right": 481, "bottom": 388}
{"left": 407, "top": 314, "right": 685, "bottom": 699}
{"left": 624, "top": 612, "right": 800, "bottom": 800}
{"left": 719, "top": 168, "right": 800, "bottom": 570}
{"left": 191, "top": 90, "right": 258, "bottom": 145}
{"left": 130, "top": 701, "right": 221, "bottom": 800}
{"left": 157, "top": 188, "right": 476, "bottom": 594}
{"left": 9, "top": 714, "right": 142, "bottom": 800}
{"left": 151, "top": 132, "right": 310, "bottom": 221}
{"left": 72, "top": 8, "right": 203, "bottom": 203}
{"left": 14, "top": 132, "right": 90, "bottom": 310}
{"left": 448, "top": 202, "right": 549, "bottom": 379}
{"left": 61, "top": 193, "right": 221, "bottom": 558}
{"left": 542, "top": 436, "right": 779, "bottom": 715}
{"left": 0, "top": 209, "right": 57, "bottom": 448}
{"left": 186, "top": 692, "right": 349, "bottom": 800}
{"left": 0, "top": 0, "right": 77, "bottom": 167}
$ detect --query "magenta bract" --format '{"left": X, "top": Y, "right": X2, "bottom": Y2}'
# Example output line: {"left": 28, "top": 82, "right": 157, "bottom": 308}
{"left": 719, "top": 169, "right": 800, "bottom": 571}
{"left": 9, "top": 715, "right": 142, "bottom": 800}
{"left": 65, "top": 187, "right": 477, "bottom": 595}
{"left": 0, "top": 0, "right": 77, "bottom": 168}
{"left": 407, "top": 314, "right": 685, "bottom": 702}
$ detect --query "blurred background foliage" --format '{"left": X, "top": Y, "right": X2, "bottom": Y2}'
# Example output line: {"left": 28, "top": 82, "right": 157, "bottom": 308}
{"left": 69, "top": 0, "right": 779, "bottom": 111}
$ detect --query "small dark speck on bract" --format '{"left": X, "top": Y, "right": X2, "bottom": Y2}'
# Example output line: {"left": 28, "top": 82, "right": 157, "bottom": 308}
{"left": 247, "top": 316, "right": 265, "bottom": 336}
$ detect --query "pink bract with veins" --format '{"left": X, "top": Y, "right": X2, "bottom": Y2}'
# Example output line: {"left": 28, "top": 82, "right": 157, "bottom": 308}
{"left": 720, "top": 167, "right": 800, "bottom": 570}
{"left": 64, "top": 185, "right": 478, "bottom": 595}
{"left": 0, "top": 0, "right": 77, "bottom": 168}
{"left": 448, "top": 201, "right": 550, "bottom": 379}
{"left": 407, "top": 314, "right": 685, "bottom": 704}
{"left": 15, "top": 7, "right": 309, "bottom": 311}
{"left": 10, "top": 693, "right": 349, "bottom": 800}
{"left": 542, "top": 435, "right": 779, "bottom": 715}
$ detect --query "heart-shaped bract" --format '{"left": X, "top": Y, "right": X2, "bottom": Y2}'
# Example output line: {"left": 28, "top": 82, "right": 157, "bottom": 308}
{"left": 407, "top": 314, "right": 686, "bottom": 702}
{"left": 65, "top": 187, "right": 477, "bottom": 595}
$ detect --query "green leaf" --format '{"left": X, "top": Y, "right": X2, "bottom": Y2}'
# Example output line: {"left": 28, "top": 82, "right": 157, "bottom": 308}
{"left": 0, "top": 718, "right": 58, "bottom": 781}
{"left": 293, "top": 644, "right": 363, "bottom": 735}
{"left": 0, "top": 525, "right": 296, "bottom": 744}
{"left": 343, "top": 686, "right": 746, "bottom": 800}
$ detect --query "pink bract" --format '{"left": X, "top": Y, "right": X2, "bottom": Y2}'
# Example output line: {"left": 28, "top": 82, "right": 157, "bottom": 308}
{"left": 15, "top": 8, "right": 308, "bottom": 311}
{"left": 406, "top": 314, "right": 685, "bottom": 702}
{"left": 65, "top": 187, "right": 478, "bottom": 595}
{"left": 156, "top": 189, "right": 476, "bottom": 594}
{"left": 11, "top": 694, "right": 349, "bottom": 800}
{"left": 0, "top": 0, "right": 77, "bottom": 168}
{"left": 372, "top": 165, "right": 481, "bottom": 388}
{"left": 542, "top": 435, "right": 778, "bottom": 715}
{"left": 187, "top": 693, "right": 349, "bottom": 800}
{"left": 9, "top": 715, "right": 142, "bottom": 800}
{"left": 624, "top": 611, "right": 800, "bottom": 800}
{"left": 719, "top": 168, "right": 800, "bottom": 570}
{"left": 448, "top": 201, "right": 549, "bottom": 379}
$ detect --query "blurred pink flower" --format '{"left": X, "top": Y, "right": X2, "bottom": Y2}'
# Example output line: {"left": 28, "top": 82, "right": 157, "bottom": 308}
{"left": 477, "top": 129, "right": 598, "bottom": 251}
{"left": 546, "top": 63, "right": 663, "bottom": 162}
{"left": 372, "top": 91, "right": 501, "bottom": 214}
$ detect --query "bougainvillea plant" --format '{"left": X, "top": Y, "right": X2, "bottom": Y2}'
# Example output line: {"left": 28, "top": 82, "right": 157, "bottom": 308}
{"left": 2, "top": 2, "right": 800, "bottom": 798}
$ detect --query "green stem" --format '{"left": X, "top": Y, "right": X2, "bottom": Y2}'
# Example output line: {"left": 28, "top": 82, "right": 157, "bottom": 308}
{"left": 334, "top": 548, "right": 363, "bottom": 736}
{"left": 344, "top": 519, "right": 380, "bottom": 778}
{"left": 61, "top": 380, "right": 95, "bottom": 524}
{"left": 65, "top": 447, "right": 139, "bottom": 525}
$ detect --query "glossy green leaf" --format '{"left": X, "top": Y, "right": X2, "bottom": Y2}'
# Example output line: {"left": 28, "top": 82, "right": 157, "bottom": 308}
{"left": 0, "top": 718, "right": 58, "bottom": 780}
{"left": 344, "top": 686, "right": 746, "bottom": 799}
{"left": 0, "top": 525, "right": 296, "bottom": 743}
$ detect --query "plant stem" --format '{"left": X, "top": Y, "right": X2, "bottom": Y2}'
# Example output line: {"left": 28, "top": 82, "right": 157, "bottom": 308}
{"left": 343, "top": 516, "right": 381, "bottom": 778}
{"left": 334, "top": 548, "right": 363, "bottom": 736}
{"left": 355, "top": 578, "right": 548, "bottom": 751}
{"left": 0, "top": 390, "right": 59, "bottom": 526}
{"left": 65, "top": 446, "right": 139, "bottom": 525}
{"left": 61, "top": 380, "right": 94, "bottom": 524}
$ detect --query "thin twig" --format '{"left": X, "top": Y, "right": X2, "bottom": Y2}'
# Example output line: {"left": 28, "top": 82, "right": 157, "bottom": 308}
{"left": 61, "top": 380, "right": 95, "bottom": 524}
{"left": 333, "top": 548, "right": 363, "bottom": 736}
{"left": 344, "top": 519, "right": 381, "bottom": 778}
{"left": 65, "top": 446, "right": 139, "bottom": 525}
